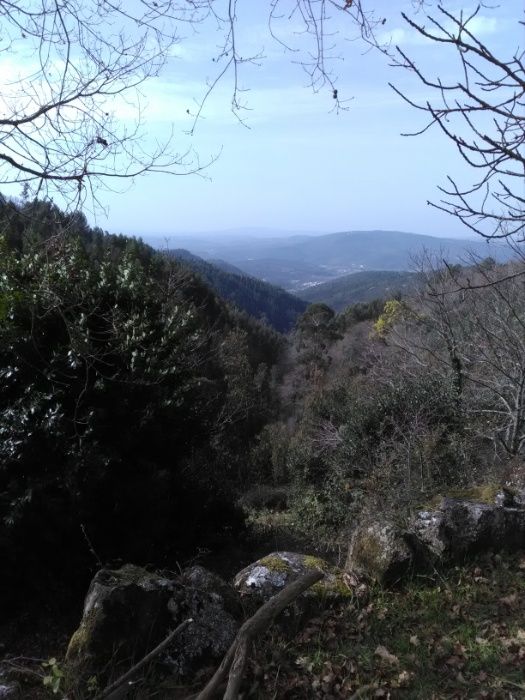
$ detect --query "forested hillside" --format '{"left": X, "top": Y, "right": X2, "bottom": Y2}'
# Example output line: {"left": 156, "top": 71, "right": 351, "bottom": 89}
{"left": 1, "top": 199, "right": 525, "bottom": 699}
{"left": 0, "top": 199, "right": 283, "bottom": 610}
{"left": 168, "top": 248, "right": 308, "bottom": 332}
{"left": 297, "top": 270, "right": 419, "bottom": 311}
{"left": 0, "top": 0, "right": 523, "bottom": 696}
{"left": 271, "top": 255, "right": 525, "bottom": 541}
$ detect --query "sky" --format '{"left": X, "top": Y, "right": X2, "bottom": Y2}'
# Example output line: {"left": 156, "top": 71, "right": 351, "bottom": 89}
{"left": 5, "top": 1, "right": 525, "bottom": 239}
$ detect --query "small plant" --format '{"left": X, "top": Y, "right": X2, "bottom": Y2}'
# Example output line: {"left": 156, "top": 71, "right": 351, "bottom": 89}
{"left": 87, "top": 675, "right": 99, "bottom": 696}
{"left": 42, "top": 657, "right": 64, "bottom": 695}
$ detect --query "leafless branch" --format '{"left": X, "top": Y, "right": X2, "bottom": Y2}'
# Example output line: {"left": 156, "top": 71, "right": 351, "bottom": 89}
{"left": 390, "top": 4, "right": 525, "bottom": 241}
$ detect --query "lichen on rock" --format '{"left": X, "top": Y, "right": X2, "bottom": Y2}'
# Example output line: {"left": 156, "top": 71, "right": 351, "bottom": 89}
{"left": 346, "top": 521, "right": 413, "bottom": 586}
{"left": 234, "top": 551, "right": 352, "bottom": 604}
{"left": 65, "top": 563, "right": 239, "bottom": 695}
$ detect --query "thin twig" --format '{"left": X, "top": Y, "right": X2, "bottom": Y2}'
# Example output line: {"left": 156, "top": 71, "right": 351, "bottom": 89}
{"left": 94, "top": 618, "right": 193, "bottom": 700}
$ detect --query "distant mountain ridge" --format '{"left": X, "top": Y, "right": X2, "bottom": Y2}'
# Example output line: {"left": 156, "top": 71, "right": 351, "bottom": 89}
{"left": 157, "top": 229, "right": 512, "bottom": 292}
{"left": 258, "top": 230, "right": 509, "bottom": 270}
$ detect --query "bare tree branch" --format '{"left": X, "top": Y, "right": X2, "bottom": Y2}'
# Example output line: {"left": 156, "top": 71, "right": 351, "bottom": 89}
{"left": 390, "top": 4, "right": 525, "bottom": 241}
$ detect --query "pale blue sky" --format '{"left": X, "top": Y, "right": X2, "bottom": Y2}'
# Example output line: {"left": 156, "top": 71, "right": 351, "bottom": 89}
{"left": 95, "top": 1, "right": 523, "bottom": 239}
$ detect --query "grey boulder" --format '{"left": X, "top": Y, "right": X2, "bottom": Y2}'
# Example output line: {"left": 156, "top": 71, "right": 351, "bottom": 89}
{"left": 233, "top": 552, "right": 352, "bottom": 603}
{"left": 66, "top": 563, "right": 238, "bottom": 693}
{"left": 412, "top": 495, "right": 525, "bottom": 561}
{"left": 345, "top": 521, "right": 413, "bottom": 586}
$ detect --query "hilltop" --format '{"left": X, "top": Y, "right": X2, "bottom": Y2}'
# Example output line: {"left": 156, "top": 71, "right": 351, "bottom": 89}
{"left": 158, "top": 229, "right": 511, "bottom": 292}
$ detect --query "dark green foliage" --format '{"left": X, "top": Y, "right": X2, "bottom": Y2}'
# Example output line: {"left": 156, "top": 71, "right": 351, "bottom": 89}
{"left": 337, "top": 298, "right": 385, "bottom": 329}
{"left": 294, "top": 303, "right": 341, "bottom": 372}
{"left": 286, "top": 371, "right": 470, "bottom": 538}
{"left": 169, "top": 248, "right": 308, "bottom": 333}
{"left": 0, "top": 199, "right": 281, "bottom": 611}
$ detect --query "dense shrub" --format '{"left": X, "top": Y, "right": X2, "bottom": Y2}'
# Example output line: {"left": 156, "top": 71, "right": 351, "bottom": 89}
{"left": 285, "top": 370, "right": 475, "bottom": 536}
{"left": 0, "top": 200, "right": 281, "bottom": 610}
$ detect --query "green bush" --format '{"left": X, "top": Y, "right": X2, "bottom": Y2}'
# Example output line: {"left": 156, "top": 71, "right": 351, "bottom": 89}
{"left": 0, "top": 200, "right": 280, "bottom": 611}
{"left": 285, "top": 371, "right": 473, "bottom": 535}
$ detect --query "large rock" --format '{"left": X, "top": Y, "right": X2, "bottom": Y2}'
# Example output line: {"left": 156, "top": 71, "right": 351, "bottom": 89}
{"left": 165, "top": 578, "right": 239, "bottom": 678}
{"left": 345, "top": 491, "right": 525, "bottom": 586}
{"left": 66, "top": 564, "right": 238, "bottom": 692}
{"left": 233, "top": 552, "right": 352, "bottom": 604}
{"left": 180, "top": 564, "right": 242, "bottom": 619}
{"left": 345, "top": 521, "right": 413, "bottom": 586}
{"left": 412, "top": 495, "right": 525, "bottom": 561}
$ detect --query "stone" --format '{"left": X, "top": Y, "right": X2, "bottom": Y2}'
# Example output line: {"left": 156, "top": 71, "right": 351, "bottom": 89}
{"left": 345, "top": 521, "right": 413, "bottom": 586}
{"left": 66, "top": 563, "right": 238, "bottom": 693}
{"left": 180, "top": 565, "right": 242, "bottom": 618}
{"left": 411, "top": 496, "right": 525, "bottom": 562}
{"left": 233, "top": 552, "right": 352, "bottom": 603}
{"left": 0, "top": 684, "right": 20, "bottom": 700}
{"left": 66, "top": 564, "right": 174, "bottom": 687}
{"left": 165, "top": 578, "right": 238, "bottom": 678}
{"left": 495, "top": 487, "right": 525, "bottom": 509}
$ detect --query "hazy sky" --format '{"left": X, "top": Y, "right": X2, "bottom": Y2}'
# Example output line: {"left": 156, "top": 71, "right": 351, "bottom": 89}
{"left": 85, "top": 2, "right": 524, "bottom": 238}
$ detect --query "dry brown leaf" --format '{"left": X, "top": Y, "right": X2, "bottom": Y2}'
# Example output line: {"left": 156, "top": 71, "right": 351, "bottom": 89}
{"left": 445, "top": 655, "right": 465, "bottom": 668}
{"left": 398, "top": 670, "right": 413, "bottom": 686}
{"left": 374, "top": 645, "right": 399, "bottom": 665}
{"left": 343, "top": 571, "right": 361, "bottom": 588}
{"left": 499, "top": 592, "right": 519, "bottom": 608}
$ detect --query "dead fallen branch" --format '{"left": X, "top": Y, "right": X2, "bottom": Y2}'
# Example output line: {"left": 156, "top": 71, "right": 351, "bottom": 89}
{"left": 95, "top": 618, "right": 193, "bottom": 700}
{"left": 194, "top": 569, "right": 324, "bottom": 700}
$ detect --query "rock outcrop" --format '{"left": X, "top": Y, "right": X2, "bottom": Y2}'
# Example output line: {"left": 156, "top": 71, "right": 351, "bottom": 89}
{"left": 66, "top": 564, "right": 238, "bottom": 693}
{"left": 345, "top": 521, "right": 413, "bottom": 586}
{"left": 412, "top": 493, "right": 525, "bottom": 561}
{"left": 346, "top": 489, "right": 525, "bottom": 585}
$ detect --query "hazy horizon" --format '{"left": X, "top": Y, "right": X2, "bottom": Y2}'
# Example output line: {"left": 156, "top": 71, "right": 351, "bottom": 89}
{"left": 79, "top": 1, "right": 521, "bottom": 241}
{"left": 134, "top": 226, "right": 481, "bottom": 245}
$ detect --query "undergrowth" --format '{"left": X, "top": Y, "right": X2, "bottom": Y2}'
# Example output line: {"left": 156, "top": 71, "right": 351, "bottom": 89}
{"left": 246, "top": 553, "right": 525, "bottom": 699}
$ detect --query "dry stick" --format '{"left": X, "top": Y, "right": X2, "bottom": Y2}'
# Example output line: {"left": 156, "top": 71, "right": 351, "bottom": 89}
{"left": 95, "top": 618, "right": 193, "bottom": 700}
{"left": 223, "top": 639, "right": 249, "bottom": 700}
{"left": 194, "top": 570, "right": 324, "bottom": 700}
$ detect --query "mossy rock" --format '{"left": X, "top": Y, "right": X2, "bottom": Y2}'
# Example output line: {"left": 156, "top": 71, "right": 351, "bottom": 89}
{"left": 65, "top": 564, "right": 239, "bottom": 696}
{"left": 346, "top": 522, "right": 413, "bottom": 586}
{"left": 65, "top": 565, "right": 175, "bottom": 692}
{"left": 423, "top": 484, "right": 501, "bottom": 510}
{"left": 233, "top": 551, "right": 352, "bottom": 604}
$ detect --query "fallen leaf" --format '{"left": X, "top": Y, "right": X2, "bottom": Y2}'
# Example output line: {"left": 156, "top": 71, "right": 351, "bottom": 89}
{"left": 375, "top": 645, "right": 399, "bottom": 665}
{"left": 409, "top": 635, "right": 420, "bottom": 647}
{"left": 499, "top": 593, "right": 519, "bottom": 608}
{"left": 445, "top": 655, "right": 465, "bottom": 669}
{"left": 397, "top": 670, "right": 413, "bottom": 686}
{"left": 343, "top": 571, "right": 361, "bottom": 588}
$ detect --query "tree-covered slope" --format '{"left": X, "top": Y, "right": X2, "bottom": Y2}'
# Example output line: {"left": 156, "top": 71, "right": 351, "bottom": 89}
{"left": 297, "top": 270, "right": 419, "bottom": 311}
{"left": 0, "top": 199, "right": 283, "bottom": 610}
{"left": 169, "top": 248, "right": 308, "bottom": 333}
